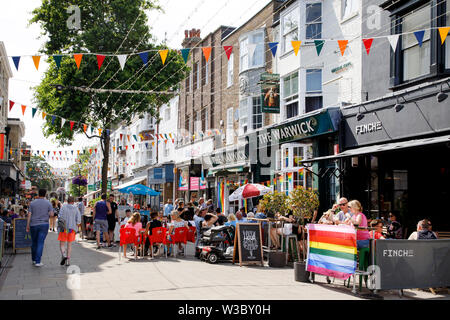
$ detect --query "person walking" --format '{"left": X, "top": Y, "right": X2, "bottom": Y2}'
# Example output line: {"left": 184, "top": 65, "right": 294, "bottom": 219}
{"left": 107, "top": 194, "right": 119, "bottom": 246}
{"left": 50, "top": 199, "right": 59, "bottom": 232}
{"left": 58, "top": 196, "right": 81, "bottom": 266}
{"left": 26, "top": 189, "right": 54, "bottom": 267}
{"left": 77, "top": 197, "right": 86, "bottom": 239}
{"left": 92, "top": 194, "right": 112, "bottom": 250}
{"left": 163, "top": 199, "right": 173, "bottom": 219}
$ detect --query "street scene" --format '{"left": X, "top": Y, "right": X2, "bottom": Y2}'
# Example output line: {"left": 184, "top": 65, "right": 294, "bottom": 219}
{"left": 1, "top": 0, "right": 450, "bottom": 305}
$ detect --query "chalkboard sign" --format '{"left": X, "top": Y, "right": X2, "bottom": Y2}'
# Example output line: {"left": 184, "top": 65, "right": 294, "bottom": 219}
{"left": 233, "top": 223, "right": 264, "bottom": 267}
{"left": 0, "top": 219, "right": 4, "bottom": 265}
{"left": 13, "top": 218, "right": 32, "bottom": 253}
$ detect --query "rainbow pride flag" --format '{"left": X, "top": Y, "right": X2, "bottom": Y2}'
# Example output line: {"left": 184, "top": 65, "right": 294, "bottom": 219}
{"left": 306, "top": 224, "right": 357, "bottom": 280}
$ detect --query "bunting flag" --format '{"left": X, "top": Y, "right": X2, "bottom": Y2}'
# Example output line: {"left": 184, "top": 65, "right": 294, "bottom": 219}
{"left": 42, "top": 112, "right": 47, "bottom": 120}
{"left": 32, "top": 108, "right": 37, "bottom": 118}
{"left": 113, "top": 146, "right": 116, "bottom": 152}
{"left": 12, "top": 56, "right": 20, "bottom": 71}
{"left": 89, "top": 149, "right": 92, "bottom": 155}
{"left": 145, "top": 143, "right": 148, "bottom": 149}
{"left": 337, "top": 40, "right": 348, "bottom": 56}
{"left": 70, "top": 121, "right": 75, "bottom": 131}
{"left": 414, "top": 30, "right": 425, "bottom": 47}
{"left": 120, "top": 133, "right": 123, "bottom": 140}
{"left": 288, "top": 172, "right": 293, "bottom": 182}
{"left": 224, "top": 46, "right": 233, "bottom": 60}
{"left": 51, "top": 115, "right": 56, "bottom": 125}
{"left": 180, "top": 48, "right": 190, "bottom": 63}
{"left": 132, "top": 145, "right": 135, "bottom": 149}
{"left": 269, "top": 42, "right": 278, "bottom": 57}
{"left": 96, "top": 55, "right": 106, "bottom": 70}
{"left": 202, "top": 47, "right": 212, "bottom": 62}
{"left": 77, "top": 150, "right": 80, "bottom": 155}
{"left": 98, "top": 128, "right": 102, "bottom": 136}
{"left": 306, "top": 224, "right": 357, "bottom": 280}
{"left": 61, "top": 118, "right": 66, "bottom": 128}
{"left": 90, "top": 126, "right": 94, "bottom": 134}
{"left": 9, "top": 101, "right": 14, "bottom": 111}
{"left": 387, "top": 35, "right": 400, "bottom": 52}
{"left": 117, "top": 54, "right": 127, "bottom": 70}
{"left": 439, "top": 27, "right": 450, "bottom": 44}
{"left": 362, "top": 38, "right": 373, "bottom": 55}
{"left": 151, "top": 142, "right": 155, "bottom": 146}
{"left": 314, "top": 40, "right": 325, "bottom": 56}
{"left": 83, "top": 124, "right": 87, "bottom": 132}
{"left": 291, "top": 41, "right": 301, "bottom": 56}
{"left": 133, "top": 134, "right": 137, "bottom": 141}
{"left": 139, "top": 52, "right": 149, "bottom": 66}
{"left": 21, "top": 105, "right": 27, "bottom": 115}
{"left": 73, "top": 54, "right": 83, "bottom": 69}
{"left": 53, "top": 55, "right": 62, "bottom": 69}
{"left": 125, "top": 146, "right": 128, "bottom": 150}
{"left": 32, "top": 56, "right": 41, "bottom": 70}
{"left": 159, "top": 49, "right": 169, "bottom": 65}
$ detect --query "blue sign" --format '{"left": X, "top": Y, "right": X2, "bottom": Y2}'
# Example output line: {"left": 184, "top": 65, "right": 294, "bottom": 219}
{"left": 13, "top": 218, "right": 32, "bottom": 252}
{"left": 139, "top": 210, "right": 150, "bottom": 218}
{"left": 154, "top": 168, "right": 163, "bottom": 180}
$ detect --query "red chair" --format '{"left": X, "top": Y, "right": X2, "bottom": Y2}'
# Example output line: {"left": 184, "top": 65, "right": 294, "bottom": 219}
{"left": 137, "top": 228, "right": 148, "bottom": 258}
{"left": 187, "top": 226, "right": 196, "bottom": 243}
{"left": 149, "top": 227, "right": 167, "bottom": 258}
{"left": 170, "top": 227, "right": 188, "bottom": 257}
{"left": 119, "top": 227, "right": 138, "bottom": 261}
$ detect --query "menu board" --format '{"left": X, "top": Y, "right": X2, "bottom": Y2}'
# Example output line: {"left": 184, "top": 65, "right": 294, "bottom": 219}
{"left": 13, "top": 218, "right": 32, "bottom": 253}
{"left": 233, "top": 223, "right": 264, "bottom": 267}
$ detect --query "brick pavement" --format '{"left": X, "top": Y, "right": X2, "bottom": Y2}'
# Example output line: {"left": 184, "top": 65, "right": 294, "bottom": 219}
{"left": 0, "top": 231, "right": 448, "bottom": 300}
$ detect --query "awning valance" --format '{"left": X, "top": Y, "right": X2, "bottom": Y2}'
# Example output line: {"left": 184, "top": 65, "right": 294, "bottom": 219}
{"left": 113, "top": 177, "right": 146, "bottom": 190}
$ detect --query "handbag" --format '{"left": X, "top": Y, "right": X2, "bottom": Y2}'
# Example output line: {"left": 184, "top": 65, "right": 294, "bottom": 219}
{"left": 57, "top": 217, "right": 67, "bottom": 233}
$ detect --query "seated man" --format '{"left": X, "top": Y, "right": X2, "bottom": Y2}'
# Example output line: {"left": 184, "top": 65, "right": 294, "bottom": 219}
{"left": 408, "top": 219, "right": 438, "bottom": 240}
{"left": 144, "top": 211, "right": 163, "bottom": 255}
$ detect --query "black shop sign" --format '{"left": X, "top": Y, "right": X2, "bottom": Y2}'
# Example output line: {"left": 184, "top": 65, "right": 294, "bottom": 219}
{"left": 233, "top": 223, "right": 264, "bottom": 267}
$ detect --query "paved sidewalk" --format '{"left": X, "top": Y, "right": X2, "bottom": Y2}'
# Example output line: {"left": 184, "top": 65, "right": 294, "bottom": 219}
{"left": 0, "top": 232, "right": 448, "bottom": 300}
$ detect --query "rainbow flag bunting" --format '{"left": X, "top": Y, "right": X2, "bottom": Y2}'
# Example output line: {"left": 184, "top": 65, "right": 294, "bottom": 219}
{"left": 306, "top": 224, "right": 357, "bottom": 280}
{"left": 287, "top": 172, "right": 293, "bottom": 182}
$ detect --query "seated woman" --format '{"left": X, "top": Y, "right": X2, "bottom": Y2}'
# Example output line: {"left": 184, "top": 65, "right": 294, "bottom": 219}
{"left": 202, "top": 213, "right": 218, "bottom": 232}
{"left": 345, "top": 200, "right": 370, "bottom": 249}
{"left": 166, "top": 211, "right": 188, "bottom": 256}
{"left": 225, "top": 213, "right": 237, "bottom": 227}
{"left": 269, "top": 213, "right": 295, "bottom": 250}
{"left": 122, "top": 212, "right": 142, "bottom": 258}
{"left": 318, "top": 210, "right": 335, "bottom": 225}
{"left": 369, "top": 219, "right": 385, "bottom": 240}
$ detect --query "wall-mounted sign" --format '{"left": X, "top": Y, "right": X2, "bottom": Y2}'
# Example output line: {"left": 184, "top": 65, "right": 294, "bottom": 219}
{"left": 331, "top": 62, "right": 352, "bottom": 74}
{"left": 261, "top": 72, "right": 280, "bottom": 113}
{"left": 178, "top": 168, "right": 188, "bottom": 191}
{"left": 355, "top": 121, "right": 383, "bottom": 135}
{"left": 190, "top": 177, "right": 199, "bottom": 190}
{"left": 209, "top": 146, "right": 248, "bottom": 167}
{"left": 21, "top": 150, "right": 31, "bottom": 162}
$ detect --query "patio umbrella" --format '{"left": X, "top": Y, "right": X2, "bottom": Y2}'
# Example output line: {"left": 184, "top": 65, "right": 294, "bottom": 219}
{"left": 229, "top": 183, "right": 271, "bottom": 201}
{"left": 118, "top": 184, "right": 160, "bottom": 196}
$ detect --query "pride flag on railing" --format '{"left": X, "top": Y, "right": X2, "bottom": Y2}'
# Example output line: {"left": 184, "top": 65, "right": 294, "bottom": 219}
{"left": 306, "top": 224, "right": 357, "bottom": 280}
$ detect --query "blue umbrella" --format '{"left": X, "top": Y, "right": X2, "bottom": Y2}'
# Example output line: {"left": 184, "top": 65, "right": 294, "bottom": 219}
{"left": 118, "top": 184, "right": 160, "bottom": 196}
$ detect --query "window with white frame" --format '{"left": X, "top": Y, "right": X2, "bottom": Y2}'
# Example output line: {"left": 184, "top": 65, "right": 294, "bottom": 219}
{"left": 341, "top": 0, "right": 359, "bottom": 21}
{"left": 283, "top": 72, "right": 299, "bottom": 119}
{"left": 227, "top": 53, "right": 234, "bottom": 87}
{"left": 204, "top": 107, "right": 210, "bottom": 131}
{"left": 226, "top": 108, "right": 234, "bottom": 145}
{"left": 402, "top": 4, "right": 431, "bottom": 81}
{"left": 239, "top": 30, "right": 264, "bottom": 72}
{"left": 306, "top": 3, "right": 322, "bottom": 40}
{"left": 164, "top": 107, "right": 170, "bottom": 121}
{"left": 252, "top": 97, "right": 263, "bottom": 130}
{"left": 275, "top": 149, "right": 281, "bottom": 171}
{"left": 147, "top": 148, "right": 152, "bottom": 161}
{"left": 305, "top": 69, "right": 323, "bottom": 113}
{"left": 282, "top": 8, "right": 299, "bottom": 54}
{"left": 239, "top": 99, "right": 248, "bottom": 135}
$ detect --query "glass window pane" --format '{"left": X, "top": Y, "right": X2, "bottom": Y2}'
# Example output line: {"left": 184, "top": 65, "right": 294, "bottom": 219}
{"left": 283, "top": 76, "right": 291, "bottom": 97}
{"left": 286, "top": 102, "right": 298, "bottom": 119}
{"left": 403, "top": 40, "right": 430, "bottom": 80}
{"left": 291, "top": 72, "right": 298, "bottom": 95}
{"left": 306, "top": 23, "right": 322, "bottom": 39}
{"left": 305, "top": 96, "right": 323, "bottom": 113}
{"left": 306, "top": 3, "right": 322, "bottom": 23}
{"left": 306, "top": 69, "right": 322, "bottom": 92}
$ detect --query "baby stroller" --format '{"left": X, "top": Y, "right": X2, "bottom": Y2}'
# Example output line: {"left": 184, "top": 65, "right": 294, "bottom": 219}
{"left": 198, "top": 225, "right": 235, "bottom": 264}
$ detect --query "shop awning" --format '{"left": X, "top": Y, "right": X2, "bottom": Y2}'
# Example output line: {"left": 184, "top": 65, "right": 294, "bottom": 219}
{"left": 113, "top": 177, "right": 146, "bottom": 190}
{"left": 208, "top": 162, "right": 249, "bottom": 175}
{"left": 301, "top": 134, "right": 450, "bottom": 163}
{"left": 83, "top": 189, "right": 101, "bottom": 198}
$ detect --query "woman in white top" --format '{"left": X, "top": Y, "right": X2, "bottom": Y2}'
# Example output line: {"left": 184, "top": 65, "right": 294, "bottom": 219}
{"left": 167, "top": 211, "right": 188, "bottom": 255}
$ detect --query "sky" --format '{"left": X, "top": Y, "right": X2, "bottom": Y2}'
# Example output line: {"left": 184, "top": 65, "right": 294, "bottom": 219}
{"left": 1, "top": 0, "right": 270, "bottom": 169}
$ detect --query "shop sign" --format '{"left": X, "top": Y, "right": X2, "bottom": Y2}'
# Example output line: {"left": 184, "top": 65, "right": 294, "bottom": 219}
{"left": 331, "top": 62, "right": 352, "bottom": 74}
{"left": 178, "top": 168, "right": 188, "bottom": 191}
{"left": 190, "top": 177, "right": 199, "bottom": 190}
{"left": 355, "top": 121, "right": 382, "bottom": 135}
{"left": 210, "top": 147, "right": 247, "bottom": 167}
{"left": 260, "top": 72, "right": 280, "bottom": 113}
{"left": 21, "top": 150, "right": 31, "bottom": 162}
{"left": 88, "top": 184, "right": 95, "bottom": 191}
{"left": 257, "top": 111, "right": 336, "bottom": 145}
{"left": 154, "top": 168, "right": 163, "bottom": 180}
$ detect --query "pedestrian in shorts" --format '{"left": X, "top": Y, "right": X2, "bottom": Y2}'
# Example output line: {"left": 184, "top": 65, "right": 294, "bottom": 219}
{"left": 93, "top": 194, "right": 112, "bottom": 249}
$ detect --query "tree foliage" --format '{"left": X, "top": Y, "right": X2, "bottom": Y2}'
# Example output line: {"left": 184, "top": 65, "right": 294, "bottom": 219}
{"left": 287, "top": 186, "right": 319, "bottom": 224}
{"left": 259, "top": 191, "right": 289, "bottom": 216}
{"left": 26, "top": 156, "right": 55, "bottom": 190}
{"left": 68, "top": 148, "right": 90, "bottom": 196}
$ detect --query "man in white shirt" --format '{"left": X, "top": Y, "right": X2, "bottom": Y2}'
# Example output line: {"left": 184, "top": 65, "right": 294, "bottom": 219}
{"left": 333, "top": 197, "right": 351, "bottom": 224}
{"left": 408, "top": 219, "right": 438, "bottom": 240}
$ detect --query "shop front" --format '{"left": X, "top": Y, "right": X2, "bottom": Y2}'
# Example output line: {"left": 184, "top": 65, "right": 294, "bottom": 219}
{"left": 249, "top": 107, "right": 341, "bottom": 213}
{"left": 309, "top": 79, "right": 450, "bottom": 234}
{"left": 147, "top": 163, "right": 174, "bottom": 209}
{"left": 0, "top": 162, "right": 20, "bottom": 197}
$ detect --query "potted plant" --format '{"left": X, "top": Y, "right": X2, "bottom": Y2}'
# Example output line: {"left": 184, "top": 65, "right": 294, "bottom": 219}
{"left": 259, "top": 191, "right": 289, "bottom": 267}
{"left": 288, "top": 186, "right": 319, "bottom": 282}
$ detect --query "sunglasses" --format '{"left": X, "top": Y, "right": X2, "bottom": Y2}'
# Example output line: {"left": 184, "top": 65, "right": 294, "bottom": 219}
{"left": 339, "top": 203, "right": 348, "bottom": 206}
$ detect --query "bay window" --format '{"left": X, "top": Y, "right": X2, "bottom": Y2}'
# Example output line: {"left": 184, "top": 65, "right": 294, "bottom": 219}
{"left": 341, "top": 0, "right": 359, "bottom": 21}
{"left": 306, "top": 3, "right": 322, "bottom": 40}
{"left": 305, "top": 69, "right": 323, "bottom": 113}
{"left": 252, "top": 96, "right": 263, "bottom": 130}
{"left": 239, "top": 30, "right": 264, "bottom": 72}
{"left": 282, "top": 8, "right": 299, "bottom": 54}
{"left": 227, "top": 53, "right": 234, "bottom": 87}
{"left": 239, "top": 99, "right": 248, "bottom": 135}
{"left": 283, "top": 72, "right": 299, "bottom": 119}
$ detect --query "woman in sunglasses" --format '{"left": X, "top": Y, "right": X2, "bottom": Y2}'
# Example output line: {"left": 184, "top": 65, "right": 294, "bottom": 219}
{"left": 386, "top": 212, "right": 403, "bottom": 239}
{"left": 346, "top": 200, "right": 370, "bottom": 249}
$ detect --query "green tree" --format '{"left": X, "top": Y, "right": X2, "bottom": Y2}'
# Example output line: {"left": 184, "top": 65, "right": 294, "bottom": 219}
{"left": 69, "top": 148, "right": 90, "bottom": 197}
{"left": 26, "top": 156, "right": 55, "bottom": 190}
{"left": 259, "top": 191, "right": 289, "bottom": 216}
{"left": 287, "top": 186, "right": 319, "bottom": 225}
{"left": 31, "top": 0, "right": 187, "bottom": 194}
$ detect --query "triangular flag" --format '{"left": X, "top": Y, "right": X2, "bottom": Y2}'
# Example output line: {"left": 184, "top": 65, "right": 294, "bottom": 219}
{"left": 32, "top": 108, "right": 37, "bottom": 118}
{"left": 180, "top": 48, "right": 190, "bottom": 63}
{"left": 120, "top": 133, "right": 123, "bottom": 140}
{"left": 223, "top": 46, "right": 233, "bottom": 60}
{"left": 21, "top": 105, "right": 27, "bottom": 115}
{"left": 291, "top": 41, "right": 301, "bottom": 56}
{"left": 387, "top": 35, "right": 400, "bottom": 52}
{"left": 42, "top": 112, "right": 47, "bottom": 120}
{"left": 90, "top": 126, "right": 94, "bottom": 134}
{"left": 53, "top": 55, "right": 62, "bottom": 69}
{"left": 89, "top": 149, "right": 92, "bottom": 155}
{"left": 414, "top": 30, "right": 425, "bottom": 47}
{"left": 94, "top": 149, "right": 97, "bottom": 154}
{"left": 61, "top": 118, "right": 66, "bottom": 128}
{"left": 117, "top": 54, "right": 127, "bottom": 70}
{"left": 439, "top": 27, "right": 450, "bottom": 44}
{"left": 83, "top": 124, "right": 87, "bottom": 132}
{"left": 98, "top": 128, "right": 102, "bottom": 136}
{"left": 202, "top": 47, "right": 212, "bottom": 62}
{"left": 159, "top": 49, "right": 169, "bottom": 65}
{"left": 32, "top": 56, "right": 41, "bottom": 70}
{"left": 77, "top": 150, "right": 80, "bottom": 155}
{"left": 362, "top": 38, "right": 374, "bottom": 55}
{"left": 337, "top": 40, "right": 348, "bottom": 56}
{"left": 73, "top": 54, "right": 83, "bottom": 69}
{"left": 248, "top": 44, "right": 257, "bottom": 60}
{"left": 133, "top": 135, "right": 137, "bottom": 141}
{"left": 96, "top": 55, "right": 106, "bottom": 70}
{"left": 269, "top": 42, "right": 278, "bottom": 57}
{"left": 52, "top": 116, "right": 56, "bottom": 125}
{"left": 9, "top": 101, "right": 14, "bottom": 111}
{"left": 113, "top": 146, "right": 116, "bottom": 152}
{"left": 59, "top": 151, "right": 62, "bottom": 156}
{"left": 127, "top": 135, "right": 130, "bottom": 142}
{"left": 132, "top": 145, "right": 135, "bottom": 149}
{"left": 314, "top": 40, "right": 325, "bottom": 56}
{"left": 70, "top": 121, "right": 75, "bottom": 131}
{"left": 125, "top": 146, "right": 128, "bottom": 150}
{"left": 139, "top": 52, "right": 149, "bottom": 66}
{"left": 12, "top": 56, "right": 20, "bottom": 71}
